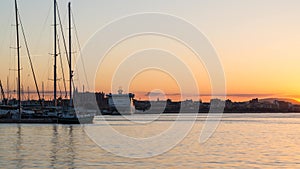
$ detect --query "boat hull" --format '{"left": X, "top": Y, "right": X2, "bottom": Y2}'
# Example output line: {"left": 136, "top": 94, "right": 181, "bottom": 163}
{"left": 57, "top": 116, "right": 94, "bottom": 124}
{"left": 0, "top": 118, "right": 57, "bottom": 123}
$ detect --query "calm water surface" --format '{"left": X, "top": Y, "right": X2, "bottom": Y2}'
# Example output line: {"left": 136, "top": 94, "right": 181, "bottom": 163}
{"left": 0, "top": 113, "right": 300, "bottom": 168}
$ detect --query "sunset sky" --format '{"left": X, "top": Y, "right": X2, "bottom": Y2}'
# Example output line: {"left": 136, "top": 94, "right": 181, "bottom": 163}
{"left": 0, "top": 0, "right": 300, "bottom": 102}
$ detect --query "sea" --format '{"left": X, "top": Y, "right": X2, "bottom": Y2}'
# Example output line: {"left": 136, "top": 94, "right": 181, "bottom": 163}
{"left": 0, "top": 113, "right": 300, "bottom": 168}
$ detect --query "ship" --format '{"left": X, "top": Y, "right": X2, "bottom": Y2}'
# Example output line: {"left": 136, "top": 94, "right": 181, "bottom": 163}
{"left": 105, "top": 88, "right": 135, "bottom": 115}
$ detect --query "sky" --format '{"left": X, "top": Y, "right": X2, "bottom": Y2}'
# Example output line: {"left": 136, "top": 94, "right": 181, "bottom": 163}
{"left": 0, "top": 0, "right": 300, "bottom": 102}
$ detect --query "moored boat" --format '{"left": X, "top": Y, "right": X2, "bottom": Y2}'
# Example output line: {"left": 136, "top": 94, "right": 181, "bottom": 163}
{"left": 0, "top": 0, "right": 94, "bottom": 124}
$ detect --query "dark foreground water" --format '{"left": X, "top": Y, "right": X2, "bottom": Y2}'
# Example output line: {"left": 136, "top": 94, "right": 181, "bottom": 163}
{"left": 0, "top": 113, "right": 300, "bottom": 168}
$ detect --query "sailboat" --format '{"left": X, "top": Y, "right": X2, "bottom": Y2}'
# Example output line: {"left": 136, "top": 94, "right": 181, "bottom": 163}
{"left": 0, "top": 0, "right": 55, "bottom": 123}
{"left": 4, "top": 0, "right": 95, "bottom": 124}
{"left": 0, "top": 0, "right": 93, "bottom": 124}
{"left": 56, "top": 2, "right": 94, "bottom": 124}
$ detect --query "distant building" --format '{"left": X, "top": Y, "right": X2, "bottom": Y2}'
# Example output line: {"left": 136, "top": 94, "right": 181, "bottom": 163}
{"left": 209, "top": 98, "right": 225, "bottom": 112}
{"left": 274, "top": 100, "right": 291, "bottom": 112}
{"left": 225, "top": 99, "right": 233, "bottom": 109}
{"left": 293, "top": 105, "right": 300, "bottom": 112}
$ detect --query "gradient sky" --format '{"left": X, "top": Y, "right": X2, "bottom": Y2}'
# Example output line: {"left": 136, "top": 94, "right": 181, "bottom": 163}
{"left": 0, "top": 0, "right": 300, "bottom": 101}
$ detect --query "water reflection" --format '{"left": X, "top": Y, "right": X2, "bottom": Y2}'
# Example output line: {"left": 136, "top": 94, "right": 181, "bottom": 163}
{"left": 67, "top": 126, "right": 75, "bottom": 168}
{"left": 49, "top": 125, "right": 76, "bottom": 168}
{"left": 0, "top": 114, "right": 300, "bottom": 168}
{"left": 16, "top": 124, "right": 23, "bottom": 168}
{"left": 50, "top": 125, "right": 58, "bottom": 168}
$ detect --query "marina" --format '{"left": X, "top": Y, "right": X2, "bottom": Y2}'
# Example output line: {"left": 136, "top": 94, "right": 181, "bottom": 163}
{"left": 0, "top": 0, "right": 94, "bottom": 124}
{"left": 0, "top": 0, "right": 300, "bottom": 168}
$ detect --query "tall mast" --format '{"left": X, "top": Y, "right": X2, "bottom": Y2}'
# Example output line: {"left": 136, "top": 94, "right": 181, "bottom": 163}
{"left": 42, "top": 81, "right": 44, "bottom": 100}
{"left": 7, "top": 76, "right": 9, "bottom": 100}
{"left": 0, "top": 80, "right": 6, "bottom": 103}
{"left": 14, "top": 0, "right": 21, "bottom": 118}
{"left": 68, "top": 2, "right": 72, "bottom": 107}
{"left": 27, "top": 86, "right": 29, "bottom": 101}
{"left": 53, "top": 0, "right": 57, "bottom": 106}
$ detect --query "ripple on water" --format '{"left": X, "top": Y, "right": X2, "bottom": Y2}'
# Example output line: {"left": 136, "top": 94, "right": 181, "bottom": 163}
{"left": 0, "top": 113, "right": 300, "bottom": 168}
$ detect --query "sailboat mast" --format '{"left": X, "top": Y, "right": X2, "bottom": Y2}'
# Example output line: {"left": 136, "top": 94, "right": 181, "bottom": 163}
{"left": 68, "top": 2, "right": 72, "bottom": 107}
{"left": 14, "top": 0, "right": 21, "bottom": 118}
{"left": 0, "top": 80, "right": 6, "bottom": 103}
{"left": 42, "top": 81, "right": 44, "bottom": 100}
{"left": 7, "top": 76, "right": 9, "bottom": 100}
{"left": 53, "top": 0, "right": 57, "bottom": 106}
{"left": 27, "top": 86, "right": 29, "bottom": 101}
